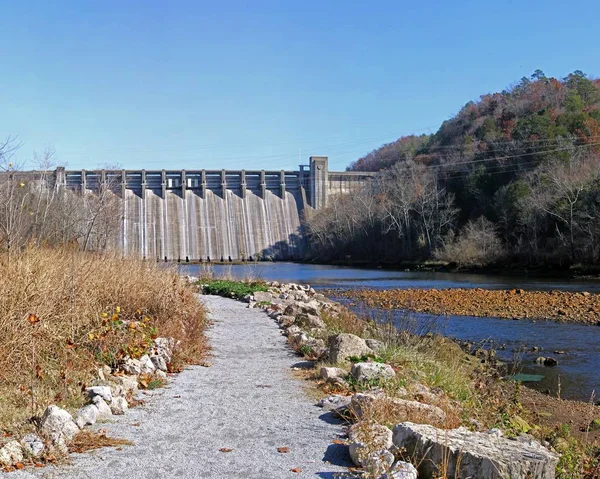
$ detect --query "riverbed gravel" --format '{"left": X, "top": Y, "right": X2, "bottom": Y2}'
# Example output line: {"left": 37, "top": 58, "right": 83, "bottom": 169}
{"left": 331, "top": 287, "right": 600, "bottom": 324}
{"left": 8, "top": 295, "right": 353, "bottom": 479}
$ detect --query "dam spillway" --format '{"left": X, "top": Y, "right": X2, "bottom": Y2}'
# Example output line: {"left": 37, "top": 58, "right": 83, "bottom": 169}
{"left": 52, "top": 156, "right": 374, "bottom": 260}
{"left": 120, "top": 185, "right": 304, "bottom": 261}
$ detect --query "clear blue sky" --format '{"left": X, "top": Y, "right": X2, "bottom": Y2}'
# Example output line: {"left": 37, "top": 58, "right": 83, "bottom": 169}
{"left": 1, "top": 0, "right": 599, "bottom": 171}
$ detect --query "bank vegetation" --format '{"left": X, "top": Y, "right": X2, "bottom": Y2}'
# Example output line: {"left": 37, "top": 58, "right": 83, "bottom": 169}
{"left": 306, "top": 71, "right": 600, "bottom": 271}
{"left": 0, "top": 142, "right": 208, "bottom": 449}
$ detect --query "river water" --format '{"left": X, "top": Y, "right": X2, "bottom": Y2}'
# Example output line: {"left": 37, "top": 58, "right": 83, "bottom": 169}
{"left": 179, "top": 262, "right": 600, "bottom": 401}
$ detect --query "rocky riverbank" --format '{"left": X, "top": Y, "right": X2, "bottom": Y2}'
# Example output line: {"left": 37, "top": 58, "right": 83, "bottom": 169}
{"left": 328, "top": 287, "right": 600, "bottom": 324}
{"left": 225, "top": 280, "right": 568, "bottom": 478}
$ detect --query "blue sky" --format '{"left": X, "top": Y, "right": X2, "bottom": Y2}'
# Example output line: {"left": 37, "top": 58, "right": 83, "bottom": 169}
{"left": 1, "top": 0, "right": 599, "bottom": 171}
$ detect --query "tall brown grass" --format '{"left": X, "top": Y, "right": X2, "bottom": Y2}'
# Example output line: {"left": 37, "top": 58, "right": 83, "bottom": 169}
{"left": 0, "top": 246, "right": 208, "bottom": 432}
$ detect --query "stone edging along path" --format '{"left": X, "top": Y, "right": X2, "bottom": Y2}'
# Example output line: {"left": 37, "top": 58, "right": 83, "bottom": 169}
{"left": 7, "top": 294, "right": 353, "bottom": 479}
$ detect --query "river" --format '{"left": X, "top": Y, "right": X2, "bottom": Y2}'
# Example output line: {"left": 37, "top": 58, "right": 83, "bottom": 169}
{"left": 179, "top": 262, "right": 600, "bottom": 401}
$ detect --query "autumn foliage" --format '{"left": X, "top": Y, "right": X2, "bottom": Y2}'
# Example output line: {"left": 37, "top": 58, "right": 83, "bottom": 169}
{"left": 310, "top": 71, "right": 600, "bottom": 267}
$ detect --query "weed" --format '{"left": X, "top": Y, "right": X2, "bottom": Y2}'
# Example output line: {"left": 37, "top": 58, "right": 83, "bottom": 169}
{"left": 201, "top": 279, "right": 268, "bottom": 300}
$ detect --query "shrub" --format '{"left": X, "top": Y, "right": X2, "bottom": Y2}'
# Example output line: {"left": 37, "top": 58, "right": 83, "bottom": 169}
{"left": 435, "top": 216, "right": 504, "bottom": 266}
{"left": 202, "top": 279, "right": 268, "bottom": 300}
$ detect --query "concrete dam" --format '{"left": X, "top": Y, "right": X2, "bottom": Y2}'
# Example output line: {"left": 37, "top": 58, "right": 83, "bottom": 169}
{"left": 56, "top": 156, "right": 374, "bottom": 261}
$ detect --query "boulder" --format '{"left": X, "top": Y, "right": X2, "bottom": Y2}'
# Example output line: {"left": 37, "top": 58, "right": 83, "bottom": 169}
{"left": 85, "top": 385, "right": 113, "bottom": 403}
{"left": 348, "top": 422, "right": 393, "bottom": 473}
{"left": 277, "top": 315, "right": 296, "bottom": 327}
{"left": 351, "top": 362, "right": 396, "bottom": 382}
{"left": 150, "top": 354, "right": 168, "bottom": 372}
{"left": 350, "top": 392, "right": 385, "bottom": 418}
{"left": 110, "top": 374, "right": 138, "bottom": 397}
{"left": 110, "top": 396, "right": 129, "bottom": 415}
{"left": 290, "top": 331, "right": 310, "bottom": 346}
{"left": 252, "top": 291, "right": 273, "bottom": 303}
{"left": 284, "top": 325, "right": 302, "bottom": 337}
{"left": 153, "top": 337, "right": 176, "bottom": 362}
{"left": 320, "top": 367, "right": 347, "bottom": 381}
{"left": 296, "top": 313, "right": 326, "bottom": 330}
{"left": 328, "top": 333, "right": 374, "bottom": 364}
{"left": 351, "top": 394, "right": 446, "bottom": 426}
{"left": 92, "top": 396, "right": 113, "bottom": 419}
{"left": 139, "top": 354, "right": 156, "bottom": 374}
{"left": 317, "top": 394, "right": 352, "bottom": 413}
{"left": 20, "top": 434, "right": 45, "bottom": 458}
{"left": 75, "top": 404, "right": 99, "bottom": 428}
{"left": 120, "top": 357, "right": 142, "bottom": 375}
{"left": 380, "top": 461, "right": 418, "bottom": 479}
{"left": 40, "top": 405, "right": 79, "bottom": 450}
{"left": 0, "top": 440, "right": 24, "bottom": 466}
{"left": 284, "top": 303, "right": 319, "bottom": 318}
{"left": 535, "top": 356, "right": 558, "bottom": 367}
{"left": 392, "top": 422, "right": 559, "bottom": 479}
{"left": 365, "top": 339, "right": 385, "bottom": 353}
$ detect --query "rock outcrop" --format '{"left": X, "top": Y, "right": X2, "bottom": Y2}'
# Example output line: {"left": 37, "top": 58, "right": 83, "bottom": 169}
{"left": 392, "top": 422, "right": 559, "bottom": 479}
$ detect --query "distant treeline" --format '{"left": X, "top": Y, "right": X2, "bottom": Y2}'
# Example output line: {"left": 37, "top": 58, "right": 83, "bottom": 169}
{"left": 305, "top": 70, "right": 600, "bottom": 268}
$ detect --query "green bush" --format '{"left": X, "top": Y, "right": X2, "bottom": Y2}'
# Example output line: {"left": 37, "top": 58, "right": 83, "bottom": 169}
{"left": 201, "top": 279, "right": 268, "bottom": 300}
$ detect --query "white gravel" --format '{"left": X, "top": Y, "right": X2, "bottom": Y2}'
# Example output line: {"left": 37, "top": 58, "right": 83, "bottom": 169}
{"left": 9, "top": 295, "right": 353, "bottom": 478}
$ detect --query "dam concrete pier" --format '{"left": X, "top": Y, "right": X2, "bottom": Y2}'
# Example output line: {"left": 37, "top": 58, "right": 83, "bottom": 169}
{"left": 52, "top": 156, "right": 374, "bottom": 261}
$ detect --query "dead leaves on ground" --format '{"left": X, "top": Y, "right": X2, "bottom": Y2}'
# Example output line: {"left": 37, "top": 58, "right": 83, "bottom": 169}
{"left": 277, "top": 446, "right": 289, "bottom": 453}
{"left": 219, "top": 447, "right": 233, "bottom": 453}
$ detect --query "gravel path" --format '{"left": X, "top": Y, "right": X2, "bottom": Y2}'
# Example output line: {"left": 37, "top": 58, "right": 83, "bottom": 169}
{"left": 11, "top": 295, "right": 352, "bottom": 479}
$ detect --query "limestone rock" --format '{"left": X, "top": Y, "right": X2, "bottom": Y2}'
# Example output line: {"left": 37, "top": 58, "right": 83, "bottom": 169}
{"left": 155, "top": 370, "right": 168, "bottom": 380}
{"left": 110, "top": 374, "right": 139, "bottom": 397}
{"left": 110, "top": 396, "right": 129, "bottom": 415}
{"left": 120, "top": 357, "right": 142, "bottom": 375}
{"left": 296, "top": 313, "right": 326, "bottom": 330}
{"left": 284, "top": 303, "right": 319, "bottom": 318}
{"left": 392, "top": 422, "right": 559, "bottom": 479}
{"left": 153, "top": 337, "right": 176, "bottom": 357}
{"left": 20, "top": 434, "right": 45, "bottom": 458}
{"left": 328, "top": 333, "right": 374, "bottom": 363}
{"left": 317, "top": 394, "right": 352, "bottom": 413}
{"left": 75, "top": 404, "right": 99, "bottom": 428}
{"left": 150, "top": 354, "right": 168, "bottom": 371}
{"left": 92, "top": 396, "right": 113, "bottom": 419}
{"left": 351, "top": 362, "right": 396, "bottom": 382}
{"left": 284, "top": 325, "right": 302, "bottom": 337}
{"left": 350, "top": 392, "right": 385, "bottom": 418}
{"left": 380, "top": 461, "right": 418, "bottom": 479}
{"left": 0, "top": 441, "right": 24, "bottom": 466}
{"left": 348, "top": 422, "right": 393, "bottom": 472}
{"left": 320, "top": 367, "right": 347, "bottom": 381}
{"left": 40, "top": 405, "right": 79, "bottom": 450}
{"left": 366, "top": 339, "right": 385, "bottom": 353}
{"left": 277, "top": 315, "right": 296, "bottom": 327}
{"left": 351, "top": 394, "right": 446, "bottom": 426}
{"left": 139, "top": 354, "right": 156, "bottom": 374}
{"left": 85, "top": 385, "right": 113, "bottom": 403}
{"left": 252, "top": 291, "right": 273, "bottom": 303}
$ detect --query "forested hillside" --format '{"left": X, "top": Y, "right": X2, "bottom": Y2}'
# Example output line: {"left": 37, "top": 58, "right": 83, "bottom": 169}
{"left": 307, "top": 70, "right": 600, "bottom": 269}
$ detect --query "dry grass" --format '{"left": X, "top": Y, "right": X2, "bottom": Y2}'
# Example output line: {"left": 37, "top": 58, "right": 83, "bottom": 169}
{"left": 68, "top": 430, "right": 134, "bottom": 453}
{"left": 321, "top": 309, "right": 370, "bottom": 337}
{"left": 0, "top": 245, "right": 208, "bottom": 433}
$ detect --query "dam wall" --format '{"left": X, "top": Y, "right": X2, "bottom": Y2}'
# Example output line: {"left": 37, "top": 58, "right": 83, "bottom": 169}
{"left": 49, "top": 156, "right": 374, "bottom": 260}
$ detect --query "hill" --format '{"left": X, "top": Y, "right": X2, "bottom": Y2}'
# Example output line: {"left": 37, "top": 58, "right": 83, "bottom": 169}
{"left": 307, "top": 71, "right": 600, "bottom": 269}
